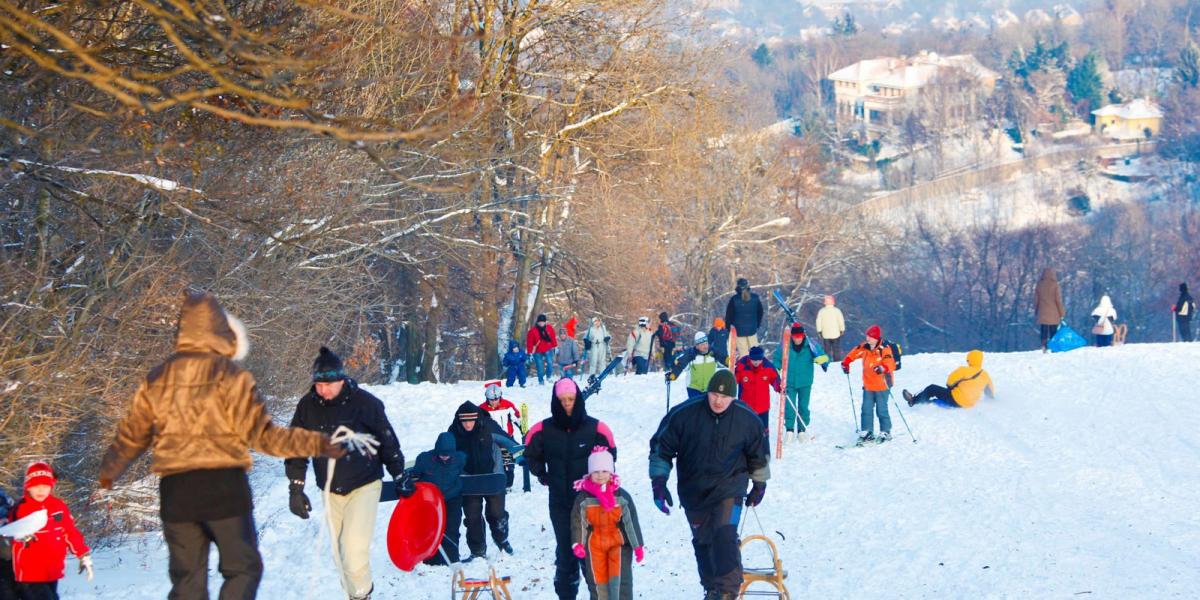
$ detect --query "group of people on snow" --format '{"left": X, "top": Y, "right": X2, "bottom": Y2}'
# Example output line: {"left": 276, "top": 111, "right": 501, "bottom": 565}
{"left": 507, "top": 315, "right": 615, "bottom": 387}
{"left": 1036, "top": 269, "right": 1196, "bottom": 349}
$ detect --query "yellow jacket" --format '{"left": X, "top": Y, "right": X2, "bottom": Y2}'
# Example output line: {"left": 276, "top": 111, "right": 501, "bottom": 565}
{"left": 947, "top": 350, "right": 994, "bottom": 408}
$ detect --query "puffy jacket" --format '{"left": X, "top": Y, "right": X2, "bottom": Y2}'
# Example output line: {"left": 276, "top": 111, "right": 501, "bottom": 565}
{"left": 524, "top": 378, "right": 617, "bottom": 501}
{"left": 842, "top": 341, "right": 896, "bottom": 392}
{"left": 100, "top": 293, "right": 325, "bottom": 482}
{"left": 724, "top": 291, "right": 764, "bottom": 337}
{"left": 1035, "top": 269, "right": 1066, "bottom": 325}
{"left": 649, "top": 396, "right": 770, "bottom": 510}
{"left": 527, "top": 324, "right": 558, "bottom": 355}
{"left": 670, "top": 347, "right": 721, "bottom": 393}
{"left": 1175, "top": 288, "right": 1196, "bottom": 317}
{"left": 773, "top": 335, "right": 828, "bottom": 388}
{"left": 734, "top": 356, "right": 781, "bottom": 414}
{"left": 947, "top": 350, "right": 995, "bottom": 408}
{"left": 448, "top": 403, "right": 520, "bottom": 496}
{"left": 625, "top": 327, "right": 654, "bottom": 361}
{"left": 10, "top": 494, "right": 89, "bottom": 583}
{"left": 480, "top": 398, "right": 522, "bottom": 436}
{"left": 284, "top": 379, "right": 405, "bottom": 495}
{"left": 707, "top": 326, "right": 731, "bottom": 364}
{"left": 815, "top": 306, "right": 846, "bottom": 340}
{"left": 502, "top": 341, "right": 528, "bottom": 369}
{"left": 410, "top": 432, "right": 466, "bottom": 499}
{"left": 570, "top": 486, "right": 643, "bottom": 551}
{"left": 556, "top": 338, "right": 581, "bottom": 368}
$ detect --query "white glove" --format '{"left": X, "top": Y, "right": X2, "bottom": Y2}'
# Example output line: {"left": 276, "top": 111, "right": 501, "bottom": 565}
{"left": 79, "top": 553, "right": 94, "bottom": 581}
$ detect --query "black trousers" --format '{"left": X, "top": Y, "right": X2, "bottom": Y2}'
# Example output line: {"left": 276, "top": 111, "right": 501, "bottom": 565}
{"left": 163, "top": 512, "right": 263, "bottom": 600}
{"left": 425, "top": 496, "right": 463, "bottom": 565}
{"left": 1039, "top": 324, "right": 1058, "bottom": 348}
{"left": 14, "top": 582, "right": 55, "bottom": 600}
{"left": 462, "top": 494, "right": 507, "bottom": 555}
{"left": 911, "top": 384, "right": 955, "bottom": 406}
{"left": 549, "top": 494, "right": 584, "bottom": 600}
{"left": 821, "top": 337, "right": 841, "bottom": 361}
{"left": 685, "top": 497, "right": 744, "bottom": 594}
{"left": 1178, "top": 316, "right": 1193, "bottom": 342}
{"left": 0, "top": 557, "right": 18, "bottom": 600}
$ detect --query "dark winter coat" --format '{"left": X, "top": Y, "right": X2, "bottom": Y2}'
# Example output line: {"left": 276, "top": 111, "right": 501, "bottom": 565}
{"left": 648, "top": 396, "right": 770, "bottom": 511}
{"left": 707, "top": 326, "right": 731, "bottom": 363}
{"left": 523, "top": 378, "right": 617, "bottom": 501}
{"left": 1175, "top": 286, "right": 1196, "bottom": 318}
{"left": 724, "top": 291, "right": 765, "bottom": 337}
{"left": 284, "top": 379, "right": 406, "bottom": 495}
{"left": 1035, "top": 269, "right": 1066, "bottom": 325}
{"left": 502, "top": 341, "right": 528, "bottom": 371}
{"left": 410, "top": 432, "right": 466, "bottom": 500}
{"left": 448, "top": 402, "right": 520, "bottom": 496}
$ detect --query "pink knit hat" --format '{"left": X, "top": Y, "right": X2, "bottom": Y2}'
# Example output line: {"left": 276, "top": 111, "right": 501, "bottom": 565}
{"left": 587, "top": 447, "right": 615, "bottom": 474}
{"left": 553, "top": 377, "right": 577, "bottom": 397}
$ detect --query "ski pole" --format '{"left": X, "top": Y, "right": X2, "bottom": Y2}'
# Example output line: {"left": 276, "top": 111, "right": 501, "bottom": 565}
{"left": 844, "top": 372, "right": 859, "bottom": 432}
{"left": 1172, "top": 310, "right": 1177, "bottom": 342}
{"left": 666, "top": 379, "right": 671, "bottom": 412}
{"left": 888, "top": 390, "right": 917, "bottom": 443}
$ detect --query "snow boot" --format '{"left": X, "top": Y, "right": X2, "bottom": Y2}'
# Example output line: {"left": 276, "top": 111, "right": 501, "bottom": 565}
{"left": 498, "top": 540, "right": 514, "bottom": 555}
{"left": 856, "top": 431, "right": 874, "bottom": 446}
{"left": 878, "top": 431, "right": 892, "bottom": 443}
{"left": 903, "top": 389, "right": 915, "bottom": 406}
{"left": 462, "top": 551, "right": 486, "bottom": 563}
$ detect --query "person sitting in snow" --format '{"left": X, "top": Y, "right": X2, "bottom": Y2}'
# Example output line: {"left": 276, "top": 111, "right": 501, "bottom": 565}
{"left": 410, "top": 432, "right": 467, "bottom": 565}
{"left": 903, "top": 350, "right": 995, "bottom": 408}
{"left": 570, "top": 447, "right": 644, "bottom": 600}
{"left": 667, "top": 331, "right": 721, "bottom": 401}
{"left": 734, "top": 346, "right": 781, "bottom": 434}
{"left": 7, "top": 462, "right": 92, "bottom": 600}
{"left": 502, "top": 340, "right": 529, "bottom": 388}
{"left": 479, "top": 380, "right": 522, "bottom": 488}
{"left": 449, "top": 403, "right": 522, "bottom": 561}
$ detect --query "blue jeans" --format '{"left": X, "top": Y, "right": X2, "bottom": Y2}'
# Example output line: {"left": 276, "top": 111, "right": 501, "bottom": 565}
{"left": 861, "top": 389, "right": 892, "bottom": 434}
{"left": 532, "top": 352, "right": 552, "bottom": 384}
{"left": 631, "top": 356, "right": 649, "bottom": 374}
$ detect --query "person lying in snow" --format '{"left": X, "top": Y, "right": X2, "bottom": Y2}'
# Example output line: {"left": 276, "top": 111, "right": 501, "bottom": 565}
{"left": 902, "top": 350, "right": 995, "bottom": 408}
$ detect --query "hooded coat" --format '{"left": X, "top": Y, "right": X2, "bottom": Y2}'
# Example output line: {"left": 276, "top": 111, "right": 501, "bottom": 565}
{"left": 947, "top": 350, "right": 995, "bottom": 408}
{"left": 448, "top": 403, "right": 519, "bottom": 496}
{"left": 523, "top": 379, "right": 617, "bottom": 502}
{"left": 1174, "top": 284, "right": 1195, "bottom": 317}
{"left": 1035, "top": 269, "right": 1066, "bottom": 325}
{"left": 502, "top": 341, "right": 528, "bottom": 371}
{"left": 411, "top": 432, "right": 467, "bottom": 499}
{"left": 1091, "top": 296, "right": 1118, "bottom": 335}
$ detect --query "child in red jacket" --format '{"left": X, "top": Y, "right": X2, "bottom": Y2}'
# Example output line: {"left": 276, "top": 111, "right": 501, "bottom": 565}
{"left": 735, "top": 346, "right": 781, "bottom": 435}
{"left": 7, "top": 462, "right": 92, "bottom": 599}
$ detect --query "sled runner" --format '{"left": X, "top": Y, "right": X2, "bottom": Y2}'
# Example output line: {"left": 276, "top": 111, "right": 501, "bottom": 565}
{"left": 385, "top": 482, "right": 446, "bottom": 571}
{"left": 738, "top": 534, "right": 790, "bottom": 599}
{"left": 453, "top": 567, "right": 512, "bottom": 599}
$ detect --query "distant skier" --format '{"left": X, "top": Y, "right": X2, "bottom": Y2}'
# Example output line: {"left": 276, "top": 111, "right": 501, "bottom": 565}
{"left": 448, "top": 402, "right": 521, "bottom": 561}
{"left": 903, "top": 350, "right": 995, "bottom": 408}
{"left": 773, "top": 324, "right": 829, "bottom": 439}
{"left": 1091, "top": 295, "right": 1118, "bottom": 347}
{"left": 624, "top": 317, "right": 653, "bottom": 375}
{"left": 527, "top": 314, "right": 559, "bottom": 385}
{"left": 841, "top": 325, "right": 896, "bottom": 444}
{"left": 1035, "top": 268, "right": 1066, "bottom": 353}
{"left": 502, "top": 340, "right": 529, "bottom": 388}
{"left": 814, "top": 295, "right": 846, "bottom": 361}
{"left": 707, "top": 318, "right": 731, "bottom": 367}
{"left": 649, "top": 369, "right": 770, "bottom": 600}
{"left": 652, "top": 312, "right": 680, "bottom": 372}
{"left": 409, "top": 432, "right": 466, "bottom": 565}
{"left": 724, "top": 278, "right": 764, "bottom": 360}
{"left": 734, "top": 346, "right": 781, "bottom": 434}
{"left": 1173, "top": 283, "right": 1195, "bottom": 342}
{"left": 7, "top": 463, "right": 93, "bottom": 599}
{"left": 557, "top": 326, "right": 582, "bottom": 378}
{"left": 583, "top": 317, "right": 612, "bottom": 376}
{"left": 667, "top": 332, "right": 721, "bottom": 401}
{"left": 480, "top": 380, "right": 523, "bottom": 489}
{"left": 570, "top": 447, "right": 644, "bottom": 600}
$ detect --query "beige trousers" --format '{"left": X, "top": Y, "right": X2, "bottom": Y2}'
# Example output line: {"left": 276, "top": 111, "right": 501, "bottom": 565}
{"left": 734, "top": 334, "right": 759, "bottom": 359}
{"left": 326, "top": 479, "right": 381, "bottom": 599}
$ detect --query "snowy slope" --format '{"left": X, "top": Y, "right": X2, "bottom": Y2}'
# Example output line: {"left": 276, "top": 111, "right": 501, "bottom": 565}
{"left": 64, "top": 344, "right": 1200, "bottom": 598}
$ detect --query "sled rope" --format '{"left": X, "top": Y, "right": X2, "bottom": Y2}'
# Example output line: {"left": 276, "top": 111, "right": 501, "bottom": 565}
{"left": 316, "top": 426, "right": 380, "bottom": 599}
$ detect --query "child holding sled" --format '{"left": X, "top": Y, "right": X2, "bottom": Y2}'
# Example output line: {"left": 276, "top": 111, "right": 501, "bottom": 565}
{"left": 6, "top": 462, "right": 93, "bottom": 599}
{"left": 570, "top": 447, "right": 644, "bottom": 600}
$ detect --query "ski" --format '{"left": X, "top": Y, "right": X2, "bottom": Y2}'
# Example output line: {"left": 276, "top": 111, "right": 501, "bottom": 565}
{"left": 776, "top": 321, "right": 789, "bottom": 459}
{"left": 582, "top": 354, "right": 624, "bottom": 401}
{"left": 772, "top": 289, "right": 799, "bottom": 324}
{"left": 728, "top": 325, "right": 739, "bottom": 366}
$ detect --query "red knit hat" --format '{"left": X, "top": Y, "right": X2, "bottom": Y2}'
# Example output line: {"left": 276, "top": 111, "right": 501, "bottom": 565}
{"left": 24, "top": 461, "right": 55, "bottom": 490}
{"left": 866, "top": 325, "right": 882, "bottom": 339}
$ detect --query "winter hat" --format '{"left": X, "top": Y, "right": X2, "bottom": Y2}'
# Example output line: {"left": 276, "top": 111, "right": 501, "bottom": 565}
{"left": 714, "top": 317, "right": 725, "bottom": 329}
{"left": 551, "top": 377, "right": 586, "bottom": 430}
{"left": 554, "top": 377, "right": 578, "bottom": 398}
{"left": 456, "top": 402, "right": 481, "bottom": 422}
{"left": 736, "top": 277, "right": 749, "bottom": 289}
{"left": 790, "top": 322, "right": 805, "bottom": 335}
{"left": 694, "top": 331, "right": 708, "bottom": 345}
{"left": 707, "top": 368, "right": 737, "bottom": 395}
{"left": 484, "top": 379, "right": 503, "bottom": 401}
{"left": 537, "top": 314, "right": 548, "bottom": 323}
{"left": 1182, "top": 283, "right": 1190, "bottom": 293}
{"left": 824, "top": 295, "right": 835, "bottom": 306}
{"left": 637, "top": 316, "right": 649, "bottom": 326}
{"left": 312, "top": 346, "right": 346, "bottom": 382}
{"left": 434, "top": 432, "right": 457, "bottom": 454}
{"left": 24, "top": 462, "right": 55, "bottom": 490}
{"left": 866, "top": 325, "right": 882, "bottom": 340}
{"left": 659, "top": 311, "right": 670, "bottom": 322}
{"left": 587, "top": 447, "right": 615, "bottom": 474}
{"left": 748, "top": 346, "right": 765, "bottom": 361}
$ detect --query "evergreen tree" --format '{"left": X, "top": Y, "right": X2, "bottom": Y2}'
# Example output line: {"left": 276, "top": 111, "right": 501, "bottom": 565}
{"left": 832, "top": 12, "right": 858, "bottom": 36}
{"left": 752, "top": 43, "right": 772, "bottom": 68}
{"left": 1067, "top": 53, "right": 1104, "bottom": 114}
{"left": 1177, "top": 41, "right": 1200, "bottom": 88}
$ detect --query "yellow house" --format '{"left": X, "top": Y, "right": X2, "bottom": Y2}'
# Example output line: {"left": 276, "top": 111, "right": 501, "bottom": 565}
{"left": 1092, "top": 98, "right": 1163, "bottom": 141}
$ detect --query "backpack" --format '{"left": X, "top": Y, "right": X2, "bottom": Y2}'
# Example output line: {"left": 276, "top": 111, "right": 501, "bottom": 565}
{"left": 658, "top": 322, "right": 676, "bottom": 344}
{"left": 884, "top": 340, "right": 902, "bottom": 370}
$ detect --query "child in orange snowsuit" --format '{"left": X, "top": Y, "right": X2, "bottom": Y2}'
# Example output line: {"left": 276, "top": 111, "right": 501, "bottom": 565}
{"left": 570, "top": 447, "right": 644, "bottom": 600}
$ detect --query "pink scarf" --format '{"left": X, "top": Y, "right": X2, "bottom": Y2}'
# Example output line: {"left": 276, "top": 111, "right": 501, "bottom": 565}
{"left": 572, "top": 474, "right": 622, "bottom": 511}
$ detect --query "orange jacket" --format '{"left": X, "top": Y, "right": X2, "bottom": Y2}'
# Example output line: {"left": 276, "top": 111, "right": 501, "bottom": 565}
{"left": 947, "top": 350, "right": 995, "bottom": 408}
{"left": 842, "top": 342, "right": 896, "bottom": 392}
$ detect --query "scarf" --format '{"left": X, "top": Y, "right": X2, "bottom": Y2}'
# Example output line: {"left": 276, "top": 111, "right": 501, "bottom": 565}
{"left": 572, "top": 474, "right": 622, "bottom": 512}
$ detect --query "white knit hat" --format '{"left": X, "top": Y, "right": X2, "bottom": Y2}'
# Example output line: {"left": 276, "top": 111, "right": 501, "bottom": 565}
{"left": 587, "top": 448, "right": 615, "bottom": 474}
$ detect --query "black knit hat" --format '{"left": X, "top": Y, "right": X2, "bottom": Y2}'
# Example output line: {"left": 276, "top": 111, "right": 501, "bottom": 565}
{"left": 1182, "top": 283, "right": 1189, "bottom": 293}
{"left": 707, "top": 368, "right": 737, "bottom": 395}
{"left": 659, "top": 311, "right": 669, "bottom": 322}
{"left": 537, "top": 314, "right": 548, "bottom": 323}
{"left": 736, "top": 278, "right": 749, "bottom": 290}
{"left": 312, "top": 347, "right": 346, "bottom": 382}
{"left": 790, "top": 322, "right": 805, "bottom": 335}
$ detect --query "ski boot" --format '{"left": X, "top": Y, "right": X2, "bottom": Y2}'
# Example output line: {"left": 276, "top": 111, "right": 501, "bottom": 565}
{"left": 855, "top": 431, "right": 875, "bottom": 447}
{"left": 903, "top": 389, "right": 915, "bottom": 406}
{"left": 877, "top": 431, "right": 892, "bottom": 443}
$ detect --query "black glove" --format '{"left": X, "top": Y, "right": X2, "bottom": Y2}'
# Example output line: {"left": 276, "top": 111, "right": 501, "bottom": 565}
{"left": 288, "top": 483, "right": 311, "bottom": 519}
{"left": 873, "top": 365, "right": 885, "bottom": 374}
{"left": 651, "top": 477, "right": 673, "bottom": 515}
{"left": 745, "top": 481, "right": 767, "bottom": 507}
{"left": 820, "top": 363, "right": 829, "bottom": 372}
{"left": 842, "top": 364, "right": 850, "bottom": 374}
{"left": 537, "top": 474, "right": 549, "bottom": 487}
{"left": 664, "top": 372, "right": 675, "bottom": 382}
{"left": 396, "top": 472, "right": 416, "bottom": 498}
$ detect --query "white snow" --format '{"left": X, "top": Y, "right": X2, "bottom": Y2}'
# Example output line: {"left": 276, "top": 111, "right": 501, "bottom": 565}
{"left": 12, "top": 159, "right": 200, "bottom": 193}
{"left": 62, "top": 344, "right": 1200, "bottom": 598}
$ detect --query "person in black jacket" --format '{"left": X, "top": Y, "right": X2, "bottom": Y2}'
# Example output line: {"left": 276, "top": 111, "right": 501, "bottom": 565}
{"left": 524, "top": 378, "right": 618, "bottom": 600}
{"left": 448, "top": 402, "right": 521, "bottom": 561}
{"left": 723, "top": 278, "right": 764, "bottom": 361}
{"left": 648, "top": 369, "right": 770, "bottom": 600}
{"left": 0, "top": 488, "right": 16, "bottom": 600}
{"left": 1174, "top": 282, "right": 1196, "bottom": 342}
{"left": 410, "top": 431, "right": 467, "bottom": 565}
{"left": 284, "top": 347, "right": 411, "bottom": 600}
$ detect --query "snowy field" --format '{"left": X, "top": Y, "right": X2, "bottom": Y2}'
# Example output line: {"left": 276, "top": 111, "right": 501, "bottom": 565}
{"left": 64, "top": 343, "right": 1200, "bottom": 598}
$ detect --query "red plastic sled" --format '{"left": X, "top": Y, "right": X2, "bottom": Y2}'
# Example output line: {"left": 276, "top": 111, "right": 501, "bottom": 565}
{"left": 386, "top": 482, "right": 447, "bottom": 571}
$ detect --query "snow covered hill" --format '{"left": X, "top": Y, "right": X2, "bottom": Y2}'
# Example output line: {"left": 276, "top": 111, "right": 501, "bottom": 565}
{"left": 64, "top": 344, "right": 1200, "bottom": 598}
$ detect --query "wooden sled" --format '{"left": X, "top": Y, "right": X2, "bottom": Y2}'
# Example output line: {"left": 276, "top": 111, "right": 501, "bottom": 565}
{"left": 453, "top": 567, "right": 512, "bottom": 600}
{"left": 1113, "top": 323, "right": 1128, "bottom": 346}
{"left": 737, "top": 534, "right": 790, "bottom": 599}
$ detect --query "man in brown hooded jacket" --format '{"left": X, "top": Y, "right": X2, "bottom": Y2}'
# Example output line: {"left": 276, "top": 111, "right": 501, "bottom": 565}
{"left": 99, "top": 291, "right": 344, "bottom": 600}
{"left": 1035, "top": 268, "right": 1066, "bottom": 352}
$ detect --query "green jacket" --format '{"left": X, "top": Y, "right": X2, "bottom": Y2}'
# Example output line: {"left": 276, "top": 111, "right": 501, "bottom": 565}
{"left": 774, "top": 339, "right": 825, "bottom": 388}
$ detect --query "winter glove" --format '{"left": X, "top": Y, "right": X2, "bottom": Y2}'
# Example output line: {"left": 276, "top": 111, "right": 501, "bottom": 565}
{"left": 537, "top": 474, "right": 549, "bottom": 487}
{"left": 572, "top": 543, "right": 587, "bottom": 558}
{"left": 634, "top": 546, "right": 645, "bottom": 563}
{"left": 872, "top": 365, "right": 885, "bottom": 375}
{"left": 664, "top": 372, "right": 675, "bottom": 382}
{"left": 78, "top": 553, "right": 94, "bottom": 581}
{"left": 288, "top": 483, "right": 311, "bottom": 519}
{"left": 820, "top": 363, "right": 829, "bottom": 372}
{"left": 320, "top": 435, "right": 348, "bottom": 459}
{"left": 651, "top": 477, "right": 673, "bottom": 515}
{"left": 745, "top": 481, "right": 767, "bottom": 507}
{"left": 395, "top": 472, "right": 416, "bottom": 499}
{"left": 841, "top": 363, "right": 850, "bottom": 374}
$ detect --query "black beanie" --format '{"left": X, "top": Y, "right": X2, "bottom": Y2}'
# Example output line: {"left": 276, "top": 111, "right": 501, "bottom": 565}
{"left": 736, "top": 278, "right": 749, "bottom": 290}
{"left": 707, "top": 369, "right": 737, "bottom": 395}
{"left": 312, "top": 347, "right": 346, "bottom": 382}
{"left": 1182, "top": 283, "right": 1189, "bottom": 293}
{"left": 659, "top": 311, "right": 669, "bottom": 322}
{"left": 537, "top": 314, "right": 547, "bottom": 323}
